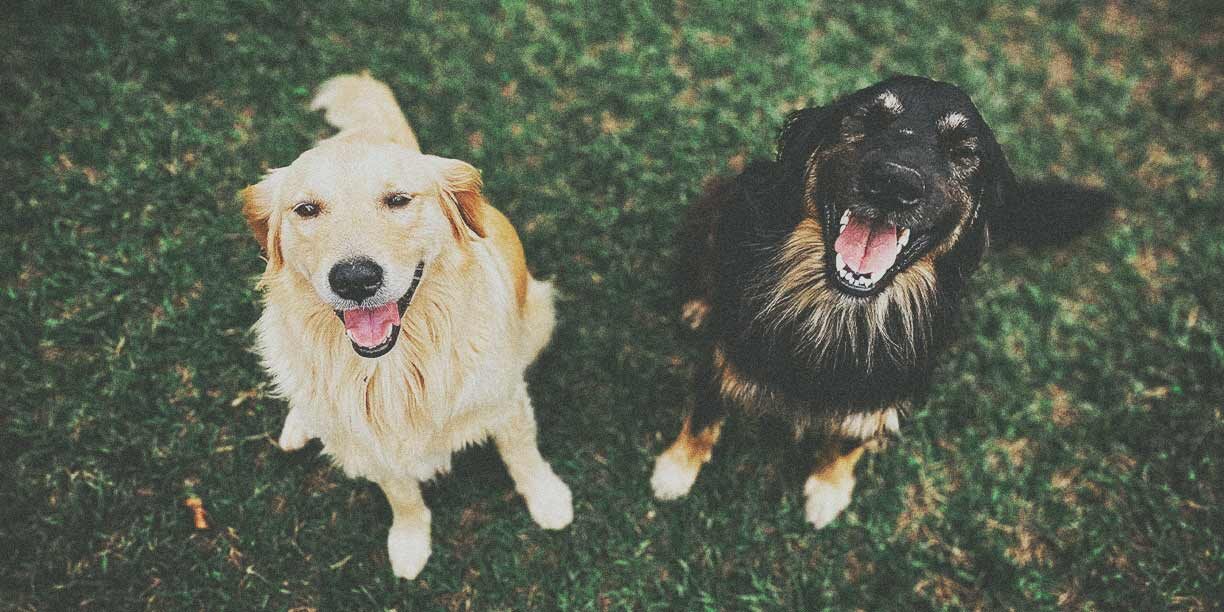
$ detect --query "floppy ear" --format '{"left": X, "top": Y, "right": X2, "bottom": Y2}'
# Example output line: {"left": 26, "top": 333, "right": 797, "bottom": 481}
{"left": 974, "top": 119, "right": 1017, "bottom": 222}
{"left": 776, "top": 105, "right": 842, "bottom": 180}
{"left": 241, "top": 178, "right": 283, "bottom": 271}
{"left": 769, "top": 99, "right": 861, "bottom": 227}
{"left": 431, "top": 156, "right": 487, "bottom": 241}
{"left": 943, "top": 118, "right": 1012, "bottom": 279}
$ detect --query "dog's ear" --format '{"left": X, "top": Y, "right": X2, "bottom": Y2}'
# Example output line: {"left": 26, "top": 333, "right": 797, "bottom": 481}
{"left": 241, "top": 175, "right": 284, "bottom": 271}
{"left": 430, "top": 156, "right": 487, "bottom": 241}
{"left": 776, "top": 105, "right": 842, "bottom": 180}
{"left": 946, "top": 117, "right": 1012, "bottom": 277}
{"left": 974, "top": 119, "right": 1017, "bottom": 222}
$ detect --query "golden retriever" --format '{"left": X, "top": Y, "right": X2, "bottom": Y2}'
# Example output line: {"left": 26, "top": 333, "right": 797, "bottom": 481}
{"left": 242, "top": 73, "right": 573, "bottom": 579}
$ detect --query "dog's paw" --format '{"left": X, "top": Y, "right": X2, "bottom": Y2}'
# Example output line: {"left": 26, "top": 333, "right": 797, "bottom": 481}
{"left": 387, "top": 525, "right": 431, "bottom": 579}
{"left": 681, "top": 299, "right": 710, "bottom": 330}
{"left": 277, "top": 412, "right": 311, "bottom": 452}
{"left": 650, "top": 450, "right": 699, "bottom": 500}
{"left": 522, "top": 471, "right": 573, "bottom": 530}
{"left": 803, "top": 475, "right": 855, "bottom": 529}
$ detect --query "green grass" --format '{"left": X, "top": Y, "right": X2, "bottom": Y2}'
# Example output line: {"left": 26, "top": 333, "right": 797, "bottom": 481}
{"left": 3, "top": 1, "right": 1222, "bottom": 609}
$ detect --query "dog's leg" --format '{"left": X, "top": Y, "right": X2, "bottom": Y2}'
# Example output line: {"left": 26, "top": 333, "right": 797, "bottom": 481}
{"left": 492, "top": 386, "right": 573, "bottom": 530}
{"left": 651, "top": 366, "right": 726, "bottom": 500}
{"left": 277, "top": 405, "right": 311, "bottom": 451}
{"left": 381, "top": 479, "right": 432, "bottom": 579}
{"left": 803, "top": 439, "right": 866, "bottom": 529}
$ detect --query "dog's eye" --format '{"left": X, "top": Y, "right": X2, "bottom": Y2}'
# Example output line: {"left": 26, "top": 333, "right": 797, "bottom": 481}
{"left": 950, "top": 143, "right": 978, "bottom": 160}
{"left": 293, "top": 202, "right": 321, "bottom": 218}
{"left": 847, "top": 105, "right": 892, "bottom": 135}
{"left": 386, "top": 194, "right": 414, "bottom": 208}
{"left": 865, "top": 106, "right": 891, "bottom": 125}
{"left": 842, "top": 115, "right": 863, "bottom": 131}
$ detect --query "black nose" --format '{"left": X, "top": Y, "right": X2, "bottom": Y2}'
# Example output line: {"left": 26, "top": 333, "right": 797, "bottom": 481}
{"left": 328, "top": 258, "right": 383, "bottom": 302}
{"left": 862, "top": 161, "right": 926, "bottom": 208}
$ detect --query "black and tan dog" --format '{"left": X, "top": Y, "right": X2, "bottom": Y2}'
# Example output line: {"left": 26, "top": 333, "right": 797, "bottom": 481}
{"left": 650, "top": 75, "right": 1110, "bottom": 527}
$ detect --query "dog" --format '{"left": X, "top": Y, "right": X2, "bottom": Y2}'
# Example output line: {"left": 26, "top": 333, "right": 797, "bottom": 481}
{"left": 242, "top": 73, "right": 573, "bottom": 579}
{"left": 650, "top": 75, "right": 1110, "bottom": 527}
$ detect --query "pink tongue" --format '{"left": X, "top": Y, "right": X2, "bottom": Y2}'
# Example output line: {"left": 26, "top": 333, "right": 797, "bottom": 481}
{"left": 342, "top": 302, "right": 400, "bottom": 348}
{"left": 834, "top": 214, "right": 900, "bottom": 277}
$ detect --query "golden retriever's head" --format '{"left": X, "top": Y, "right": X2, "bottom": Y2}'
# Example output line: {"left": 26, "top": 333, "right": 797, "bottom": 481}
{"left": 243, "top": 140, "right": 486, "bottom": 358}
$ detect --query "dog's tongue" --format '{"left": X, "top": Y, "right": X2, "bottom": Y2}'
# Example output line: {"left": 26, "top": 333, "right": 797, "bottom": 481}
{"left": 342, "top": 302, "right": 399, "bottom": 348}
{"left": 834, "top": 213, "right": 900, "bottom": 277}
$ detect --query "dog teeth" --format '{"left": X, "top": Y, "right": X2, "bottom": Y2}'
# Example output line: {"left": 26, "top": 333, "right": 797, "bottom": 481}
{"left": 898, "top": 227, "right": 910, "bottom": 248}
{"left": 839, "top": 268, "right": 875, "bottom": 289}
{"left": 834, "top": 252, "right": 875, "bottom": 290}
{"left": 840, "top": 210, "right": 851, "bottom": 230}
{"left": 344, "top": 329, "right": 394, "bottom": 346}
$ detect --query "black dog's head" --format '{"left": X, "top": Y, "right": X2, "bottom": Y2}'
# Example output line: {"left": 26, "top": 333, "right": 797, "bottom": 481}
{"left": 777, "top": 76, "right": 1010, "bottom": 297}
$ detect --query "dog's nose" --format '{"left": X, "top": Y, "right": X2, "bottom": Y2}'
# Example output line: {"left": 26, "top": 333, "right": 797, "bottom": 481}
{"left": 329, "top": 258, "right": 384, "bottom": 302}
{"left": 861, "top": 161, "right": 926, "bottom": 208}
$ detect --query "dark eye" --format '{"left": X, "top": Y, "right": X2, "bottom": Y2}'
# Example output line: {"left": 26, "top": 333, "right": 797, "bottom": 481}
{"left": 846, "top": 104, "right": 892, "bottom": 136}
{"left": 386, "top": 194, "right": 414, "bottom": 208}
{"left": 842, "top": 114, "right": 865, "bottom": 133}
{"left": 950, "top": 142, "right": 978, "bottom": 160}
{"left": 865, "top": 105, "right": 891, "bottom": 125}
{"left": 293, "top": 202, "right": 320, "bottom": 218}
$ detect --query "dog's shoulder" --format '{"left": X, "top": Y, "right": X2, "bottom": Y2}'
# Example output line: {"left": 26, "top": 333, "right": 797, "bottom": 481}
{"left": 477, "top": 204, "right": 530, "bottom": 308}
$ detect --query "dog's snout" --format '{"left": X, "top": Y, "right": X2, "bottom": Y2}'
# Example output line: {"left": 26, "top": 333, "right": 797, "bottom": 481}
{"left": 862, "top": 161, "right": 926, "bottom": 208}
{"left": 329, "top": 258, "right": 384, "bottom": 302}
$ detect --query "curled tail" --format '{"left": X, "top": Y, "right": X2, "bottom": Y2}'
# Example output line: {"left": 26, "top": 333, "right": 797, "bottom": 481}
{"left": 988, "top": 179, "right": 1115, "bottom": 247}
{"left": 310, "top": 72, "right": 420, "bottom": 151}
{"left": 521, "top": 278, "right": 557, "bottom": 364}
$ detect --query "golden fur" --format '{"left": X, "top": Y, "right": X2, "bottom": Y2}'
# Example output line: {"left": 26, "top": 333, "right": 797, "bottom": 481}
{"left": 243, "top": 73, "right": 572, "bottom": 579}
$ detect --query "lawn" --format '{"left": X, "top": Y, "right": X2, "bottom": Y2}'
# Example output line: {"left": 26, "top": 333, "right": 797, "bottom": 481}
{"left": 2, "top": 1, "right": 1221, "bottom": 609}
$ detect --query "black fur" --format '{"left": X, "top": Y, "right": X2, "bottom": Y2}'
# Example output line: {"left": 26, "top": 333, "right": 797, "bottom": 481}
{"left": 676, "top": 75, "right": 1111, "bottom": 439}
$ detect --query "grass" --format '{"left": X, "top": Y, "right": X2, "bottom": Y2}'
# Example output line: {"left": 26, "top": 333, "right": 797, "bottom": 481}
{"left": 2, "top": 0, "right": 1222, "bottom": 609}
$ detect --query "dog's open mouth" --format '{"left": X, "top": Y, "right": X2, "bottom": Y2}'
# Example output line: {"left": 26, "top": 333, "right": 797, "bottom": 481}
{"left": 334, "top": 262, "right": 425, "bottom": 358}
{"left": 829, "top": 209, "right": 915, "bottom": 295}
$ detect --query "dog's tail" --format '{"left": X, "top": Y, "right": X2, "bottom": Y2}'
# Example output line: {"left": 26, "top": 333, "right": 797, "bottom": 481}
{"left": 520, "top": 278, "right": 557, "bottom": 364}
{"left": 310, "top": 72, "right": 421, "bottom": 152}
{"left": 988, "top": 180, "right": 1115, "bottom": 247}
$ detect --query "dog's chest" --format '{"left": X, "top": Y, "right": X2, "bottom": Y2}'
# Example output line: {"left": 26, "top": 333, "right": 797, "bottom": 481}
{"left": 313, "top": 348, "right": 511, "bottom": 474}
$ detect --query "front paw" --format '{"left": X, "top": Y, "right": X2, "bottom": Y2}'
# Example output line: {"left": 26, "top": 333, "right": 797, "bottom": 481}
{"left": 650, "top": 448, "right": 700, "bottom": 500}
{"left": 803, "top": 475, "right": 855, "bottom": 529}
{"left": 277, "top": 411, "right": 311, "bottom": 451}
{"left": 387, "top": 525, "right": 431, "bottom": 579}
{"left": 522, "top": 471, "right": 573, "bottom": 530}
